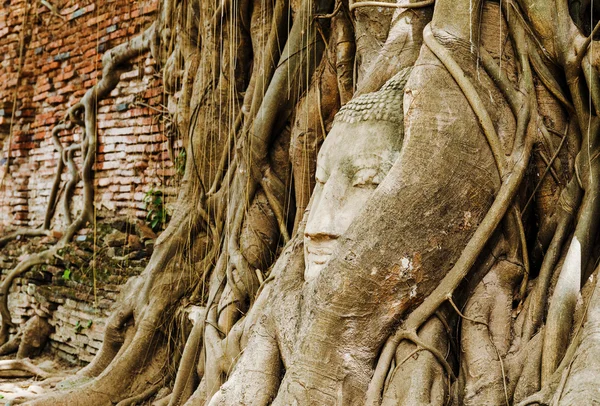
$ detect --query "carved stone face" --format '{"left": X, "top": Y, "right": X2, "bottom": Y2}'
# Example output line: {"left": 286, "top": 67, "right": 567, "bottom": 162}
{"left": 303, "top": 68, "right": 410, "bottom": 281}
{"left": 303, "top": 120, "right": 402, "bottom": 280}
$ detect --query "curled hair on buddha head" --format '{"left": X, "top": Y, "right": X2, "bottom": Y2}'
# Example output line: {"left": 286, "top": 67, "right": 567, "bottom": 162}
{"left": 333, "top": 67, "right": 412, "bottom": 125}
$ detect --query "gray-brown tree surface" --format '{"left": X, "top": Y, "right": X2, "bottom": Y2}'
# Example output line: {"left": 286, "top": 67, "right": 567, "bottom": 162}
{"left": 4, "top": 0, "right": 600, "bottom": 404}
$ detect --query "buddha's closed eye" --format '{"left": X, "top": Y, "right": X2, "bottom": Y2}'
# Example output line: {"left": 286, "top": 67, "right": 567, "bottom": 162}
{"left": 352, "top": 167, "right": 384, "bottom": 188}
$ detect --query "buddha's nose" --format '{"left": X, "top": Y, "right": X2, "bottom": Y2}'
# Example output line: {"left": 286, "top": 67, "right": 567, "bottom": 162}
{"left": 304, "top": 176, "right": 345, "bottom": 240}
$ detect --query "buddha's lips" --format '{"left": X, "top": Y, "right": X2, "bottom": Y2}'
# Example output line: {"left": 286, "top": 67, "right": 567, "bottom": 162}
{"left": 305, "top": 242, "right": 336, "bottom": 265}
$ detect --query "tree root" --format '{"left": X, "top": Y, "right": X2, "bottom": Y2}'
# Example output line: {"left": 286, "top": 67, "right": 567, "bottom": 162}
{"left": 541, "top": 97, "right": 600, "bottom": 384}
{"left": 0, "top": 229, "right": 50, "bottom": 249}
{"left": 521, "top": 184, "right": 579, "bottom": 341}
{"left": 516, "top": 392, "right": 550, "bottom": 406}
{"left": 454, "top": 259, "right": 522, "bottom": 406}
{"left": 368, "top": 327, "right": 455, "bottom": 406}
{"left": 522, "top": 123, "right": 569, "bottom": 213}
{"left": 45, "top": 122, "right": 76, "bottom": 228}
{"left": 349, "top": 0, "right": 435, "bottom": 12}
{"left": 424, "top": 25, "right": 506, "bottom": 175}
{"left": 116, "top": 382, "right": 163, "bottom": 406}
{"left": 381, "top": 315, "right": 450, "bottom": 406}
{"left": 0, "top": 331, "right": 20, "bottom": 355}
{"left": 0, "top": 246, "right": 59, "bottom": 343}
{"left": 260, "top": 169, "right": 290, "bottom": 243}
{"left": 207, "top": 112, "right": 242, "bottom": 196}
{"left": 168, "top": 309, "right": 205, "bottom": 406}
{"left": 541, "top": 236, "right": 583, "bottom": 384}
{"left": 0, "top": 358, "right": 49, "bottom": 379}
{"left": 0, "top": 122, "right": 81, "bottom": 254}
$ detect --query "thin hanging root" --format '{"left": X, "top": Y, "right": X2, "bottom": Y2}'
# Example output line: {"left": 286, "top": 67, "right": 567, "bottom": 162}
{"left": 386, "top": 343, "right": 448, "bottom": 397}
{"left": 447, "top": 295, "right": 485, "bottom": 327}
{"left": 537, "top": 148, "right": 562, "bottom": 185}
{"left": 242, "top": 0, "right": 289, "bottom": 122}
{"left": 515, "top": 207, "right": 530, "bottom": 300}
{"left": 317, "top": 78, "right": 327, "bottom": 141}
{"left": 349, "top": 0, "right": 435, "bottom": 12}
{"left": 537, "top": 120, "right": 564, "bottom": 177}
{"left": 493, "top": 339, "right": 510, "bottom": 406}
{"left": 208, "top": 111, "right": 243, "bottom": 196}
{"left": 522, "top": 124, "right": 569, "bottom": 213}
{"left": 479, "top": 47, "right": 522, "bottom": 114}
{"left": 261, "top": 182, "right": 290, "bottom": 243}
{"left": 552, "top": 361, "right": 573, "bottom": 406}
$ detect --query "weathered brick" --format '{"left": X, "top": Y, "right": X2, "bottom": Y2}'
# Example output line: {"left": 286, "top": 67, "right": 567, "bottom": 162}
{"left": 53, "top": 52, "right": 70, "bottom": 62}
{"left": 55, "top": 70, "right": 75, "bottom": 81}
{"left": 46, "top": 95, "right": 64, "bottom": 104}
{"left": 41, "top": 61, "right": 59, "bottom": 73}
{"left": 45, "top": 39, "right": 63, "bottom": 50}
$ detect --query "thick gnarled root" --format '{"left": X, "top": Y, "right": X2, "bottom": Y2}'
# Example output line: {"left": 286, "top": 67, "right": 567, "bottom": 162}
{"left": 0, "top": 358, "right": 50, "bottom": 379}
{"left": 459, "top": 260, "right": 521, "bottom": 405}
{"left": 381, "top": 315, "right": 451, "bottom": 406}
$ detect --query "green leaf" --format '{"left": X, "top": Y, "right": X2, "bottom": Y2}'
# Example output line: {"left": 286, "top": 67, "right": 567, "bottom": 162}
{"left": 86, "top": 320, "right": 93, "bottom": 328}
{"left": 62, "top": 269, "right": 71, "bottom": 281}
{"left": 74, "top": 320, "right": 82, "bottom": 333}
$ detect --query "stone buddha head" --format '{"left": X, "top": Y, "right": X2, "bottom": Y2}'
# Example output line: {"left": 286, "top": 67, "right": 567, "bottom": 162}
{"left": 304, "top": 69, "right": 411, "bottom": 280}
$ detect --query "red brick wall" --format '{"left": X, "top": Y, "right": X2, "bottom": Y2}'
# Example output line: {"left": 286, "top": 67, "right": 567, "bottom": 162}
{"left": 0, "top": 0, "right": 178, "bottom": 229}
